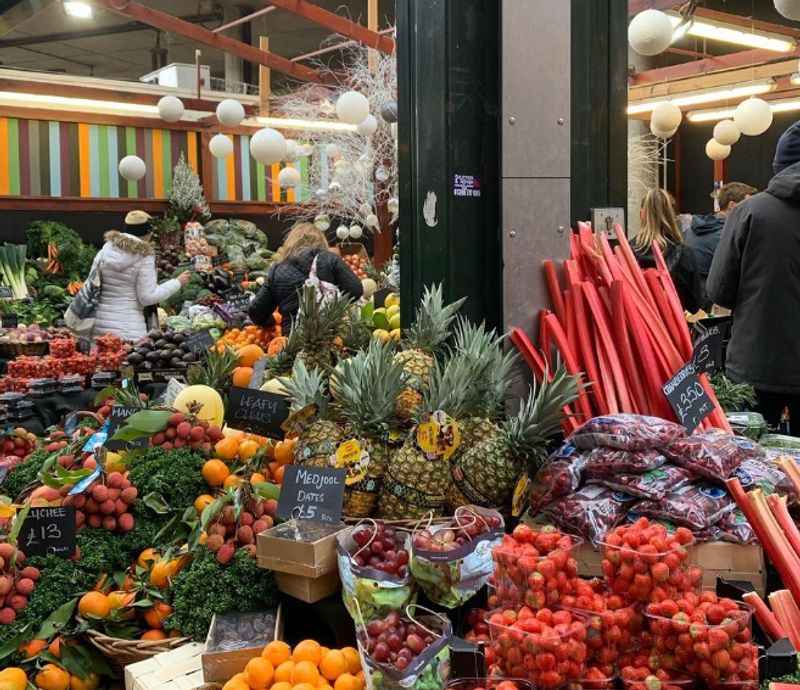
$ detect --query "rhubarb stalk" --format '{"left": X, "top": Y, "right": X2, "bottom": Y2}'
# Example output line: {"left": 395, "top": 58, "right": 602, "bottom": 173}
{"left": 742, "top": 591, "right": 785, "bottom": 642}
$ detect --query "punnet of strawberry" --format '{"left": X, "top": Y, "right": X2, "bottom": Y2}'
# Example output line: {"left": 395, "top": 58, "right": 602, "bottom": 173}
{"left": 485, "top": 606, "right": 588, "bottom": 689}
{"left": 446, "top": 679, "right": 534, "bottom": 690}
{"left": 490, "top": 525, "right": 581, "bottom": 611}
{"left": 601, "top": 518, "right": 700, "bottom": 604}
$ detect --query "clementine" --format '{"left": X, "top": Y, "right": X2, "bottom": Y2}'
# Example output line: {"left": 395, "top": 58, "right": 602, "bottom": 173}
{"left": 18, "top": 638, "right": 46, "bottom": 658}
{"left": 141, "top": 629, "right": 167, "bottom": 641}
{"left": 77, "top": 591, "right": 111, "bottom": 619}
{"left": 143, "top": 601, "right": 172, "bottom": 629}
{"left": 333, "top": 674, "right": 360, "bottom": 690}
{"left": 215, "top": 437, "right": 240, "bottom": 462}
{"left": 69, "top": 672, "right": 99, "bottom": 690}
{"left": 244, "top": 657, "right": 274, "bottom": 689}
{"left": 262, "top": 640, "right": 292, "bottom": 666}
{"left": 320, "top": 650, "right": 348, "bottom": 681}
{"left": 0, "top": 668, "right": 28, "bottom": 690}
{"left": 341, "top": 648, "right": 361, "bottom": 675}
{"left": 274, "top": 661, "right": 296, "bottom": 684}
{"left": 232, "top": 367, "right": 255, "bottom": 388}
{"left": 34, "top": 664, "right": 69, "bottom": 690}
{"left": 194, "top": 494, "right": 215, "bottom": 514}
{"left": 202, "top": 459, "right": 230, "bottom": 487}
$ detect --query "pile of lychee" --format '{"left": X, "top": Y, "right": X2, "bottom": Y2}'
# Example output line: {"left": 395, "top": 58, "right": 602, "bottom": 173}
{"left": 204, "top": 497, "right": 278, "bottom": 564}
{"left": 0, "top": 542, "right": 39, "bottom": 625}
{"left": 0, "top": 428, "right": 37, "bottom": 463}
{"left": 62, "top": 471, "right": 138, "bottom": 533}
{"left": 150, "top": 413, "right": 223, "bottom": 454}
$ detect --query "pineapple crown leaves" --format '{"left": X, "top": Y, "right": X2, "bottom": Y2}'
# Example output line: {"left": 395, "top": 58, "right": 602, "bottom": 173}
{"left": 418, "top": 350, "right": 488, "bottom": 422}
{"left": 293, "top": 285, "right": 353, "bottom": 357}
{"left": 402, "top": 283, "right": 467, "bottom": 353}
{"left": 330, "top": 339, "right": 405, "bottom": 437}
{"left": 280, "top": 359, "right": 330, "bottom": 416}
{"left": 187, "top": 346, "right": 239, "bottom": 388}
{"left": 502, "top": 364, "right": 581, "bottom": 472}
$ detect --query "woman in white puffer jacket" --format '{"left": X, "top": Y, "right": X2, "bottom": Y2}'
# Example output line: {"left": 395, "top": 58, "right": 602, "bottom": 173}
{"left": 88, "top": 212, "right": 189, "bottom": 341}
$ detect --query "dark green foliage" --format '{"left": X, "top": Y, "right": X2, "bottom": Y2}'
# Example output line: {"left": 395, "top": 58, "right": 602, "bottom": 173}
{"left": 26, "top": 220, "right": 96, "bottom": 282}
{"left": 2, "top": 449, "right": 49, "bottom": 500}
{"left": 128, "top": 447, "right": 207, "bottom": 515}
{"left": 165, "top": 548, "right": 277, "bottom": 641}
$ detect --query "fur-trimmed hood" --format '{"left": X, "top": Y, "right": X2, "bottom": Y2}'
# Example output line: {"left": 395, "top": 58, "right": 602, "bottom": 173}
{"left": 104, "top": 230, "right": 154, "bottom": 256}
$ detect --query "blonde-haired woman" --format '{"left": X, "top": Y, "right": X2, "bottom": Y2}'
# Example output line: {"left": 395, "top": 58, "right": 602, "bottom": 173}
{"left": 633, "top": 189, "right": 702, "bottom": 312}
{"left": 249, "top": 222, "right": 363, "bottom": 330}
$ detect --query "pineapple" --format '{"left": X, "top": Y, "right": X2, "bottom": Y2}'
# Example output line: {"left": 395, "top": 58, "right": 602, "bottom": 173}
{"left": 378, "top": 352, "right": 481, "bottom": 520}
{"left": 292, "top": 285, "right": 353, "bottom": 373}
{"left": 330, "top": 339, "right": 405, "bottom": 517}
{"left": 280, "top": 360, "right": 343, "bottom": 469}
{"left": 447, "top": 365, "right": 579, "bottom": 510}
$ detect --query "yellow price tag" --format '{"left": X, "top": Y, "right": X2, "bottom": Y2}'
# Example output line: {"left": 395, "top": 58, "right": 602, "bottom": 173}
{"left": 0, "top": 504, "right": 17, "bottom": 518}
{"left": 336, "top": 439, "right": 362, "bottom": 467}
{"left": 512, "top": 474, "right": 531, "bottom": 517}
{"left": 416, "top": 421, "right": 440, "bottom": 456}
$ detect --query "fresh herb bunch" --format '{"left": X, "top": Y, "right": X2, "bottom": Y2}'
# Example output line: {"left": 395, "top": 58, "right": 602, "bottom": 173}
{"left": 128, "top": 447, "right": 208, "bottom": 516}
{"left": 710, "top": 373, "right": 757, "bottom": 412}
{"left": 26, "top": 220, "right": 96, "bottom": 282}
{"left": 2, "top": 449, "right": 50, "bottom": 500}
{"left": 165, "top": 547, "right": 277, "bottom": 641}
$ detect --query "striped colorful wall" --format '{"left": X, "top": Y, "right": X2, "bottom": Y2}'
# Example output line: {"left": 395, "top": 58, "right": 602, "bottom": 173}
{"left": 212, "top": 133, "right": 311, "bottom": 204}
{"left": 0, "top": 117, "right": 199, "bottom": 199}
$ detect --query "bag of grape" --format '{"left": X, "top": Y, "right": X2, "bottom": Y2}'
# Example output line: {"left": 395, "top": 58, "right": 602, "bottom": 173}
{"left": 337, "top": 521, "right": 415, "bottom": 623}
{"left": 410, "top": 506, "right": 504, "bottom": 609}
{"left": 357, "top": 606, "right": 452, "bottom": 690}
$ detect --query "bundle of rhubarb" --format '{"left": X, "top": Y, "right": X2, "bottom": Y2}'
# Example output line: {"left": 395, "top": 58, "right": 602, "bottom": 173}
{"left": 511, "top": 223, "right": 730, "bottom": 435}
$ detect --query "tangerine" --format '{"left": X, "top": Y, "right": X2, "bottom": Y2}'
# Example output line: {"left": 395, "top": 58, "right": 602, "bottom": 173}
{"left": 320, "top": 650, "right": 348, "bottom": 681}
{"left": 194, "top": 494, "right": 215, "bottom": 514}
{"left": 202, "top": 459, "right": 230, "bottom": 486}
{"left": 262, "top": 640, "right": 292, "bottom": 666}
{"left": 274, "top": 440, "right": 295, "bottom": 465}
{"left": 232, "top": 367, "right": 255, "bottom": 388}
{"left": 149, "top": 560, "right": 173, "bottom": 588}
{"left": 215, "top": 437, "right": 241, "bottom": 462}
{"left": 273, "top": 465, "right": 286, "bottom": 484}
{"left": 141, "top": 629, "right": 167, "bottom": 641}
{"left": 275, "top": 661, "right": 296, "bottom": 684}
{"left": 107, "top": 591, "right": 134, "bottom": 610}
{"left": 291, "top": 661, "right": 320, "bottom": 686}
{"left": 341, "top": 648, "right": 361, "bottom": 675}
{"left": 77, "top": 591, "right": 111, "bottom": 619}
{"left": 222, "top": 673, "right": 250, "bottom": 690}
{"left": 271, "top": 684, "right": 292, "bottom": 690}
{"left": 34, "top": 664, "right": 69, "bottom": 690}
{"left": 137, "top": 548, "right": 160, "bottom": 569}
{"left": 69, "top": 673, "right": 99, "bottom": 690}
{"left": 250, "top": 471, "right": 267, "bottom": 484}
{"left": 238, "top": 344, "right": 265, "bottom": 368}
{"left": 143, "top": 601, "right": 172, "bottom": 629}
{"left": 239, "top": 439, "right": 260, "bottom": 460}
{"left": 333, "top": 674, "right": 360, "bottom": 690}
{"left": 19, "top": 638, "right": 46, "bottom": 658}
{"left": 245, "top": 657, "right": 274, "bottom": 689}
{"left": 0, "top": 668, "right": 27, "bottom": 690}
{"left": 292, "top": 684, "right": 317, "bottom": 690}
{"left": 223, "top": 474, "right": 243, "bottom": 489}
{"left": 48, "top": 638, "right": 61, "bottom": 658}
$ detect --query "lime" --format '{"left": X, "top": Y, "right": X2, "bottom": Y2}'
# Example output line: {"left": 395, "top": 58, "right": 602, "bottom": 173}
{"left": 372, "top": 308, "right": 390, "bottom": 331}
{"left": 388, "top": 314, "right": 401, "bottom": 331}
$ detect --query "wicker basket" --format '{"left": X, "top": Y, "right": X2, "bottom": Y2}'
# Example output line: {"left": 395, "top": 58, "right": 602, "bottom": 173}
{"left": 85, "top": 627, "right": 191, "bottom": 667}
{"left": 0, "top": 341, "right": 49, "bottom": 358}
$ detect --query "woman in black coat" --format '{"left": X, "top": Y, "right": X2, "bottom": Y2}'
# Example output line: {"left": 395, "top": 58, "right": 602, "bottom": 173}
{"left": 249, "top": 222, "right": 363, "bottom": 330}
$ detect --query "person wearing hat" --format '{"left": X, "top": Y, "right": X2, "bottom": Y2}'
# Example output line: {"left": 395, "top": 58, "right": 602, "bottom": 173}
{"left": 80, "top": 211, "right": 190, "bottom": 341}
{"left": 707, "top": 120, "right": 800, "bottom": 432}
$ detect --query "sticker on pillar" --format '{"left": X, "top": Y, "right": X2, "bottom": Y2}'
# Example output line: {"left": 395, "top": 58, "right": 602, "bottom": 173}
{"left": 423, "top": 191, "right": 438, "bottom": 227}
{"left": 454, "top": 174, "right": 482, "bottom": 198}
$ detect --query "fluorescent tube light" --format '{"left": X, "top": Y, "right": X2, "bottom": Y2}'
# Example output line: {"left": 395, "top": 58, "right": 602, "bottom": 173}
{"left": 687, "top": 98, "right": 800, "bottom": 123}
{"left": 627, "top": 80, "right": 775, "bottom": 115}
{"left": 0, "top": 90, "right": 158, "bottom": 114}
{"left": 668, "top": 13, "right": 795, "bottom": 53}
{"left": 251, "top": 116, "right": 358, "bottom": 133}
{"left": 63, "top": 1, "right": 93, "bottom": 19}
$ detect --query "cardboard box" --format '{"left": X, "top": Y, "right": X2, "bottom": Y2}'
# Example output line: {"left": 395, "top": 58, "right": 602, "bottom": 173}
{"left": 202, "top": 608, "right": 283, "bottom": 683}
{"left": 275, "top": 570, "right": 340, "bottom": 604}
{"left": 574, "top": 541, "right": 766, "bottom": 595}
{"left": 256, "top": 520, "right": 346, "bottom": 578}
{"left": 124, "top": 643, "right": 204, "bottom": 690}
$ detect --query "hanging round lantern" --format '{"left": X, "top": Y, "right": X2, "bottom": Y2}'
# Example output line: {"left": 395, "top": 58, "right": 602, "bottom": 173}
{"left": 775, "top": 0, "right": 800, "bottom": 21}
{"left": 157, "top": 96, "right": 184, "bottom": 123}
{"left": 357, "top": 114, "right": 379, "bottom": 136}
{"left": 713, "top": 119, "right": 741, "bottom": 146}
{"left": 314, "top": 188, "right": 327, "bottom": 200}
{"left": 374, "top": 166, "right": 390, "bottom": 183}
{"left": 209, "top": 134, "right": 233, "bottom": 159}
{"left": 734, "top": 97, "right": 773, "bottom": 136}
{"left": 651, "top": 102, "right": 682, "bottom": 133}
{"left": 119, "top": 155, "right": 146, "bottom": 181}
{"left": 284, "top": 139, "right": 298, "bottom": 161}
{"left": 629, "top": 9, "right": 675, "bottom": 56}
{"left": 325, "top": 143, "right": 341, "bottom": 159}
{"left": 650, "top": 120, "right": 677, "bottom": 139}
{"left": 380, "top": 101, "right": 398, "bottom": 123}
{"left": 250, "top": 128, "right": 287, "bottom": 165}
{"left": 216, "top": 99, "right": 245, "bottom": 127}
{"left": 336, "top": 225, "right": 350, "bottom": 240}
{"left": 706, "top": 139, "right": 731, "bottom": 161}
{"left": 387, "top": 197, "right": 399, "bottom": 215}
{"left": 336, "top": 90, "right": 370, "bottom": 125}
{"left": 366, "top": 213, "right": 380, "bottom": 229}
{"left": 299, "top": 144, "right": 314, "bottom": 157}
{"left": 278, "top": 166, "right": 301, "bottom": 189}
{"left": 349, "top": 225, "right": 363, "bottom": 240}
{"left": 315, "top": 214, "right": 331, "bottom": 231}
{"left": 328, "top": 181, "right": 342, "bottom": 193}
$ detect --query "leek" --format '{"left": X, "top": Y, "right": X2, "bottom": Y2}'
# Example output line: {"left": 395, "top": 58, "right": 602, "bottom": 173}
{"left": 0, "top": 244, "right": 28, "bottom": 299}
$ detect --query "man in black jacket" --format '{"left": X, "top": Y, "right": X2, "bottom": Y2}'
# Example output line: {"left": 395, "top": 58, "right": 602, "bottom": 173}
{"left": 707, "top": 120, "right": 800, "bottom": 431}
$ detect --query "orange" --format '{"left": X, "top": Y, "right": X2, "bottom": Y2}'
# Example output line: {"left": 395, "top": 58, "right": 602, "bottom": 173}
{"left": 320, "top": 650, "right": 348, "bottom": 681}
{"left": 238, "top": 344, "right": 265, "bottom": 368}
{"left": 273, "top": 465, "right": 286, "bottom": 484}
{"left": 34, "top": 664, "right": 69, "bottom": 690}
{"left": 316, "top": 678, "right": 329, "bottom": 689}
{"left": 274, "top": 440, "right": 295, "bottom": 466}
{"left": 355, "top": 672, "right": 364, "bottom": 690}
{"left": 341, "top": 648, "right": 361, "bottom": 675}
{"left": 291, "top": 661, "right": 320, "bottom": 687}
{"left": 137, "top": 547, "right": 159, "bottom": 569}
{"left": 107, "top": 591, "right": 134, "bottom": 610}
{"left": 202, "top": 459, "right": 230, "bottom": 487}
{"left": 292, "top": 639, "right": 322, "bottom": 665}
{"left": 77, "top": 591, "right": 111, "bottom": 619}
{"left": 320, "top": 646, "right": 330, "bottom": 658}
{"left": 232, "top": 367, "right": 255, "bottom": 388}
{"left": 262, "top": 640, "right": 292, "bottom": 666}
{"left": 143, "top": 601, "right": 172, "bottom": 629}
{"left": 275, "top": 661, "right": 296, "bottom": 684}
{"left": 215, "top": 437, "right": 241, "bottom": 462}
{"left": 48, "top": 638, "right": 62, "bottom": 658}
{"left": 250, "top": 472, "right": 267, "bottom": 485}
{"left": 292, "top": 684, "right": 317, "bottom": 690}
{"left": 194, "top": 494, "right": 215, "bottom": 514}
{"left": 141, "top": 629, "right": 167, "bottom": 641}
{"left": 271, "top": 683, "right": 293, "bottom": 690}
{"left": 333, "top": 674, "right": 360, "bottom": 690}
{"left": 239, "top": 439, "right": 260, "bottom": 460}
{"left": 19, "top": 638, "right": 46, "bottom": 658}
{"left": 245, "top": 657, "right": 274, "bottom": 689}
{"left": 0, "top": 668, "right": 28, "bottom": 690}
{"left": 222, "top": 674, "right": 250, "bottom": 690}
{"left": 149, "top": 560, "right": 172, "bottom": 588}
{"left": 69, "top": 672, "right": 99, "bottom": 690}
{"left": 223, "top": 474, "right": 243, "bottom": 489}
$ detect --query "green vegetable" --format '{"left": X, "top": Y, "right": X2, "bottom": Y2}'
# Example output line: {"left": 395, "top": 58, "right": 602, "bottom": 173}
{"left": 2, "top": 449, "right": 49, "bottom": 500}
{"left": 26, "top": 220, "right": 96, "bottom": 282}
{"left": 710, "top": 373, "right": 757, "bottom": 412}
{"left": 0, "top": 244, "right": 28, "bottom": 299}
{"left": 42, "top": 284, "right": 66, "bottom": 299}
{"left": 761, "top": 434, "right": 800, "bottom": 450}
{"left": 165, "top": 547, "right": 277, "bottom": 641}
{"left": 128, "top": 447, "right": 208, "bottom": 516}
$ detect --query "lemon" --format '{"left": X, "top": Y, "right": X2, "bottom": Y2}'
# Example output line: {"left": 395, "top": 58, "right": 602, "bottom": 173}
{"left": 373, "top": 329, "right": 391, "bottom": 343}
{"left": 388, "top": 314, "right": 401, "bottom": 331}
{"left": 386, "top": 304, "right": 400, "bottom": 317}
{"left": 390, "top": 328, "right": 401, "bottom": 341}
{"left": 385, "top": 293, "right": 400, "bottom": 309}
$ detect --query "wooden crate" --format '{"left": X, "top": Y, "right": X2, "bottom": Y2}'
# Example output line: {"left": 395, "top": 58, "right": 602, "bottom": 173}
{"left": 124, "top": 643, "right": 204, "bottom": 690}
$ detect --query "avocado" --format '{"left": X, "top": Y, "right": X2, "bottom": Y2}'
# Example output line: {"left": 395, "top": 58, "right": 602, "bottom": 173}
{"left": 182, "top": 352, "right": 197, "bottom": 363}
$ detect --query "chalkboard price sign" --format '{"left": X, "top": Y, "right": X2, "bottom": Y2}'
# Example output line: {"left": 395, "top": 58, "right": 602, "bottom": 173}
{"left": 105, "top": 406, "right": 147, "bottom": 451}
{"left": 2, "top": 313, "right": 18, "bottom": 328}
{"left": 184, "top": 330, "right": 215, "bottom": 355}
{"left": 277, "top": 466, "right": 346, "bottom": 524}
{"left": 225, "top": 293, "right": 253, "bottom": 313}
{"left": 21, "top": 506, "right": 76, "bottom": 558}
{"left": 692, "top": 324, "right": 724, "bottom": 375}
{"left": 227, "top": 387, "right": 291, "bottom": 439}
{"left": 663, "top": 362, "right": 714, "bottom": 432}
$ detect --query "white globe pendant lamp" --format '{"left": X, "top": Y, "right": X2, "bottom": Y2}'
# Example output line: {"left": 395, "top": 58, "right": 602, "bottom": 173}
{"left": 775, "top": 0, "right": 800, "bottom": 21}
{"left": 336, "top": 91, "right": 370, "bottom": 125}
{"left": 349, "top": 225, "right": 363, "bottom": 239}
{"left": 366, "top": 214, "right": 380, "bottom": 230}
{"left": 734, "top": 98, "right": 773, "bottom": 136}
{"left": 651, "top": 102, "right": 682, "bottom": 133}
{"left": 278, "top": 166, "right": 301, "bottom": 189}
{"left": 336, "top": 225, "right": 350, "bottom": 241}
{"left": 250, "top": 128, "right": 287, "bottom": 165}
{"left": 209, "top": 134, "right": 233, "bottom": 159}
{"left": 157, "top": 96, "right": 184, "bottom": 123}
{"left": 284, "top": 139, "right": 298, "bottom": 162}
{"left": 706, "top": 139, "right": 731, "bottom": 161}
{"left": 650, "top": 120, "right": 678, "bottom": 140}
{"left": 216, "top": 99, "right": 245, "bottom": 127}
{"left": 713, "top": 120, "right": 741, "bottom": 147}
{"left": 629, "top": 9, "right": 675, "bottom": 57}
{"left": 315, "top": 214, "right": 331, "bottom": 232}
{"left": 119, "top": 155, "right": 146, "bottom": 181}
{"left": 357, "top": 114, "right": 378, "bottom": 136}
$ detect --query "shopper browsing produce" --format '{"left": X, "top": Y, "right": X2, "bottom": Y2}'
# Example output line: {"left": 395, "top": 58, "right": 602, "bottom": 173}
{"left": 249, "top": 222, "right": 363, "bottom": 332}
{"left": 76, "top": 211, "right": 190, "bottom": 341}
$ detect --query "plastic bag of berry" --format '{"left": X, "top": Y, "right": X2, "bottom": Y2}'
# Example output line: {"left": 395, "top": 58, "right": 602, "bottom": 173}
{"left": 357, "top": 606, "right": 452, "bottom": 690}
{"left": 570, "top": 414, "right": 686, "bottom": 451}
{"left": 635, "top": 482, "right": 736, "bottom": 531}
{"left": 529, "top": 442, "right": 587, "bottom": 513}
{"left": 337, "top": 521, "right": 415, "bottom": 624}
{"left": 410, "top": 506, "right": 504, "bottom": 609}
{"left": 664, "top": 430, "right": 762, "bottom": 482}
{"left": 544, "top": 485, "right": 640, "bottom": 546}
